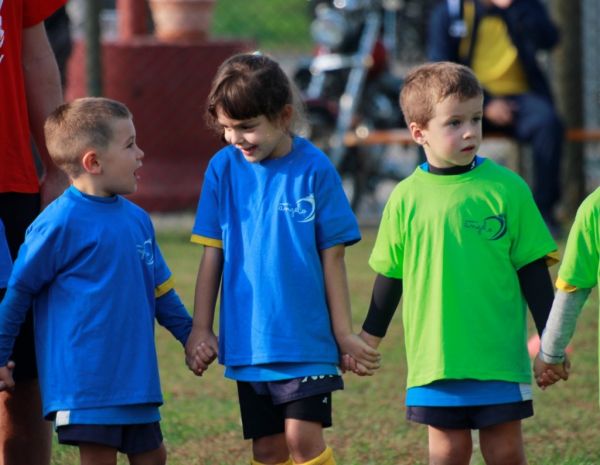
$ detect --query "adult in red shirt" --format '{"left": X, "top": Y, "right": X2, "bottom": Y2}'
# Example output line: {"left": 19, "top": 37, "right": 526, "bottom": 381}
{"left": 0, "top": 0, "right": 67, "bottom": 463}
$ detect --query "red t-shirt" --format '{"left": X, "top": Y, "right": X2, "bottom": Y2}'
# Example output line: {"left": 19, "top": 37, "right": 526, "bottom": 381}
{"left": 0, "top": 0, "right": 65, "bottom": 193}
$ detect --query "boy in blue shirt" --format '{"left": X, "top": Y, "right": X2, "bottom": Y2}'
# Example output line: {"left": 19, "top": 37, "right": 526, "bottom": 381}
{"left": 0, "top": 97, "right": 193, "bottom": 465}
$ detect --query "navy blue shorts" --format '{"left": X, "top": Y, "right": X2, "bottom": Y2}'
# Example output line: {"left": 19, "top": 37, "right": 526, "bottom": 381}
{"left": 406, "top": 400, "right": 533, "bottom": 430}
{"left": 237, "top": 375, "right": 343, "bottom": 439}
{"left": 56, "top": 422, "right": 163, "bottom": 455}
{"left": 0, "top": 193, "right": 40, "bottom": 382}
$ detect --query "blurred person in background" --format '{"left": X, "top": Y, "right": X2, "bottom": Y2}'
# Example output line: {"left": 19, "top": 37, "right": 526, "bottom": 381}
{"left": 0, "top": 0, "right": 67, "bottom": 463}
{"left": 427, "top": 0, "right": 564, "bottom": 236}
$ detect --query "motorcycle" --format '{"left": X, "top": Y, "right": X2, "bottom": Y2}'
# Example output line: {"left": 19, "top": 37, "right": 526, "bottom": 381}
{"left": 294, "top": 0, "right": 408, "bottom": 211}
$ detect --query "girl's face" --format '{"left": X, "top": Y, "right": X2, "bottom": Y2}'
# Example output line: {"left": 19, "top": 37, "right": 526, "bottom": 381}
{"left": 411, "top": 95, "right": 483, "bottom": 169}
{"left": 216, "top": 106, "right": 293, "bottom": 163}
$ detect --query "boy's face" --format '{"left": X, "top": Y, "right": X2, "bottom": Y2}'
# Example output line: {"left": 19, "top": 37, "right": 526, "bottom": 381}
{"left": 96, "top": 117, "right": 144, "bottom": 196}
{"left": 411, "top": 95, "right": 483, "bottom": 169}
{"left": 216, "top": 107, "right": 292, "bottom": 163}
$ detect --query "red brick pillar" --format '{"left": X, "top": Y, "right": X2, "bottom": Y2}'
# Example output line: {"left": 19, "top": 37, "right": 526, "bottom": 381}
{"left": 117, "top": 0, "right": 148, "bottom": 39}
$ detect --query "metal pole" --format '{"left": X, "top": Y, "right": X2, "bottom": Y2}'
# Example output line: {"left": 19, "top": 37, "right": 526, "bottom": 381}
{"left": 85, "top": 0, "right": 103, "bottom": 96}
{"left": 550, "top": 0, "right": 584, "bottom": 216}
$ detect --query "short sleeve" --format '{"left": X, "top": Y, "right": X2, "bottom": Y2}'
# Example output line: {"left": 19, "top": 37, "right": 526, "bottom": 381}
{"left": 558, "top": 195, "right": 600, "bottom": 289}
{"left": 191, "top": 162, "right": 222, "bottom": 244}
{"left": 8, "top": 220, "right": 61, "bottom": 294}
{"left": 23, "top": 0, "right": 65, "bottom": 27}
{"left": 314, "top": 163, "right": 360, "bottom": 250}
{"left": 508, "top": 181, "right": 557, "bottom": 270}
{"left": 368, "top": 196, "right": 404, "bottom": 279}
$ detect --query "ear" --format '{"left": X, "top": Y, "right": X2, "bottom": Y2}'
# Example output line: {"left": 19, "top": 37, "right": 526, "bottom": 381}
{"left": 409, "top": 122, "right": 427, "bottom": 146}
{"left": 81, "top": 150, "right": 102, "bottom": 174}
{"left": 279, "top": 104, "right": 293, "bottom": 128}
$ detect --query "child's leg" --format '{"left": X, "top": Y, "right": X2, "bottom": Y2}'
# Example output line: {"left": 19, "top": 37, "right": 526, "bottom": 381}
{"left": 128, "top": 442, "right": 167, "bottom": 465}
{"left": 428, "top": 426, "right": 472, "bottom": 465}
{"left": 284, "top": 419, "right": 329, "bottom": 464}
{"left": 79, "top": 443, "right": 118, "bottom": 465}
{"left": 478, "top": 420, "right": 526, "bottom": 465}
{"left": 252, "top": 433, "right": 291, "bottom": 464}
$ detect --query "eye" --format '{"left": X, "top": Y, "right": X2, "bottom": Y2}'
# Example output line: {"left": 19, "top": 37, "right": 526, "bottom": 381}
{"left": 448, "top": 120, "right": 461, "bottom": 127}
{"left": 473, "top": 116, "right": 482, "bottom": 123}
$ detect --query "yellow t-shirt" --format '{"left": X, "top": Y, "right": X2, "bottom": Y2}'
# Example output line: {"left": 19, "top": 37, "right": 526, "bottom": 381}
{"left": 461, "top": 3, "right": 529, "bottom": 95}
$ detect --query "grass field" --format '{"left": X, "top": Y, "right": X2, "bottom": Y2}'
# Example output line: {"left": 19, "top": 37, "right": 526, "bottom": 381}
{"left": 50, "top": 225, "right": 600, "bottom": 464}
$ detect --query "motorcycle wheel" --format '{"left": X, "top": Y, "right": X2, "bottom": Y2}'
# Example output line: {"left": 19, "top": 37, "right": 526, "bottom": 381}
{"left": 304, "top": 108, "right": 362, "bottom": 211}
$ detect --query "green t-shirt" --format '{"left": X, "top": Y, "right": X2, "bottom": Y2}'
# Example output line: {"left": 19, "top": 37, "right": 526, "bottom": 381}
{"left": 558, "top": 187, "right": 600, "bottom": 290}
{"left": 369, "top": 159, "right": 557, "bottom": 388}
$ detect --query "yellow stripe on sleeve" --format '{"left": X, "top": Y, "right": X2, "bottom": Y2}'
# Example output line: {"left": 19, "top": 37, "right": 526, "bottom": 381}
{"left": 545, "top": 251, "right": 560, "bottom": 267}
{"left": 155, "top": 276, "right": 175, "bottom": 298}
{"left": 190, "top": 234, "right": 223, "bottom": 248}
{"left": 555, "top": 277, "right": 578, "bottom": 293}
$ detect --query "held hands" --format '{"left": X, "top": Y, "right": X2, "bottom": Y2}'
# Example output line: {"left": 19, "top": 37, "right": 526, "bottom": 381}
{"left": 0, "top": 361, "right": 16, "bottom": 391}
{"left": 339, "top": 331, "right": 381, "bottom": 376}
{"left": 185, "top": 329, "right": 218, "bottom": 377}
{"left": 533, "top": 353, "right": 571, "bottom": 390}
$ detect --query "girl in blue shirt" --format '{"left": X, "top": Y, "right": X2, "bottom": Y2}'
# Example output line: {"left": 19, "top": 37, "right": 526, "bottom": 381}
{"left": 186, "top": 53, "right": 380, "bottom": 465}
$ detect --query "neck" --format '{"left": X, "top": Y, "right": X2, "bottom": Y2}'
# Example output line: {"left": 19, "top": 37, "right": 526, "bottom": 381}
{"left": 427, "top": 157, "right": 477, "bottom": 175}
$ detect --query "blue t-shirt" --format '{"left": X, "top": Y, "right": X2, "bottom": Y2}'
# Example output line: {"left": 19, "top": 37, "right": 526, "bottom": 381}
{"left": 0, "top": 186, "right": 191, "bottom": 419}
{"left": 0, "top": 220, "right": 12, "bottom": 288}
{"left": 191, "top": 136, "right": 361, "bottom": 372}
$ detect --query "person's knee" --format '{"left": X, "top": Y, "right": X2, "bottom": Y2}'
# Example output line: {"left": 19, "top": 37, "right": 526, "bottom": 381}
{"left": 284, "top": 422, "right": 326, "bottom": 463}
{"left": 428, "top": 427, "right": 472, "bottom": 465}
{"left": 253, "top": 434, "right": 290, "bottom": 464}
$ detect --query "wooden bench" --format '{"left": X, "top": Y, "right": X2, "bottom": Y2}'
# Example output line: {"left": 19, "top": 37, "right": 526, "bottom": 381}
{"left": 344, "top": 127, "right": 600, "bottom": 147}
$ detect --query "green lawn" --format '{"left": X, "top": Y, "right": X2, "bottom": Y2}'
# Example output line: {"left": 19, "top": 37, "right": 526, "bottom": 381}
{"left": 50, "top": 226, "right": 600, "bottom": 464}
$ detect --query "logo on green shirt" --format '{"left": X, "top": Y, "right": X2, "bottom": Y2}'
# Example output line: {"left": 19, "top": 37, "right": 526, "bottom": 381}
{"left": 464, "top": 214, "right": 507, "bottom": 240}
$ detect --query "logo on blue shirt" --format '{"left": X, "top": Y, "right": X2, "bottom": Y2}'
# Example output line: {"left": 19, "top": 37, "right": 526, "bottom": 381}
{"left": 136, "top": 239, "right": 155, "bottom": 265}
{"left": 278, "top": 194, "right": 316, "bottom": 223}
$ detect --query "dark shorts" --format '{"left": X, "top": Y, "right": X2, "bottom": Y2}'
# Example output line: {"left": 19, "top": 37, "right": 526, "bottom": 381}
{"left": 56, "top": 422, "right": 163, "bottom": 455}
{"left": 0, "top": 193, "right": 40, "bottom": 382}
{"left": 237, "top": 375, "right": 344, "bottom": 439}
{"left": 406, "top": 401, "right": 533, "bottom": 430}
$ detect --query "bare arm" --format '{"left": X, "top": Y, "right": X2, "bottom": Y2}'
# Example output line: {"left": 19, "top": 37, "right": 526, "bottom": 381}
{"left": 321, "top": 245, "right": 380, "bottom": 373}
{"left": 185, "top": 246, "right": 223, "bottom": 375}
{"left": 22, "top": 22, "right": 68, "bottom": 207}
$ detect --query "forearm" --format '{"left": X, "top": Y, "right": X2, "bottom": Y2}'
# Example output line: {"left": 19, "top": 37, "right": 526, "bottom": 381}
{"left": 362, "top": 274, "right": 402, "bottom": 339}
{"left": 0, "top": 288, "right": 33, "bottom": 365}
{"left": 191, "top": 246, "right": 223, "bottom": 332}
{"left": 156, "top": 289, "right": 193, "bottom": 346}
{"left": 22, "top": 23, "right": 63, "bottom": 169}
{"left": 518, "top": 257, "right": 554, "bottom": 336}
{"left": 321, "top": 245, "right": 354, "bottom": 340}
{"left": 540, "top": 288, "right": 591, "bottom": 363}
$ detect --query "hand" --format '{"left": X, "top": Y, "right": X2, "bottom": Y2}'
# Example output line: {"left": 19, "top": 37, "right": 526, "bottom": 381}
{"left": 533, "top": 353, "right": 571, "bottom": 390}
{"left": 337, "top": 333, "right": 380, "bottom": 376}
{"left": 341, "top": 353, "right": 373, "bottom": 377}
{"left": 185, "top": 328, "right": 218, "bottom": 376}
{"left": 0, "top": 361, "right": 16, "bottom": 391}
{"left": 484, "top": 98, "right": 517, "bottom": 126}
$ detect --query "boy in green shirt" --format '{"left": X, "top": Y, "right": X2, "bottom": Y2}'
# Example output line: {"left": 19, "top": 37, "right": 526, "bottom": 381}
{"left": 352, "top": 62, "right": 558, "bottom": 465}
{"left": 533, "top": 188, "right": 600, "bottom": 387}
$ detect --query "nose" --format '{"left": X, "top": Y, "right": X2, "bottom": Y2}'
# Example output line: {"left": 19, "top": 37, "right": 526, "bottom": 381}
{"left": 227, "top": 129, "right": 244, "bottom": 146}
{"left": 137, "top": 146, "right": 145, "bottom": 160}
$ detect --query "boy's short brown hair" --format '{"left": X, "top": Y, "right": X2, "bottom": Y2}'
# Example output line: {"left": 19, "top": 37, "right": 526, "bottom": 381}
{"left": 44, "top": 97, "right": 131, "bottom": 178}
{"left": 400, "top": 61, "right": 483, "bottom": 128}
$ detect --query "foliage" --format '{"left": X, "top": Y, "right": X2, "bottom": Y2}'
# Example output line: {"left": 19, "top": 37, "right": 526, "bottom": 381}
{"left": 211, "top": 0, "right": 313, "bottom": 52}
